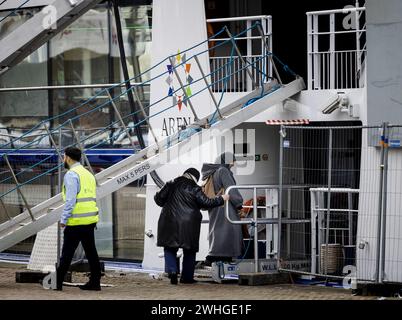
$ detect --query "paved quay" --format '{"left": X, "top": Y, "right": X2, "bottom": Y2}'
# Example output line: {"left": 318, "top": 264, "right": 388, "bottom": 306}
{"left": 0, "top": 263, "right": 378, "bottom": 300}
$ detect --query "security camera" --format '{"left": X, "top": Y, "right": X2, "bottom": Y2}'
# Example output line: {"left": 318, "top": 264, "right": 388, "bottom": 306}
{"left": 322, "top": 94, "right": 341, "bottom": 114}
{"left": 358, "top": 240, "right": 368, "bottom": 250}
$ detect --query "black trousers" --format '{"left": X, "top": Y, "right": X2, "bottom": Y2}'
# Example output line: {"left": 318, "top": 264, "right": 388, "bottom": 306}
{"left": 57, "top": 223, "right": 101, "bottom": 286}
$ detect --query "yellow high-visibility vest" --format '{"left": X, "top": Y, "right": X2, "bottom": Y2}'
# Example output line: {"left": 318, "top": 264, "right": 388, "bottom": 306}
{"left": 62, "top": 164, "right": 99, "bottom": 226}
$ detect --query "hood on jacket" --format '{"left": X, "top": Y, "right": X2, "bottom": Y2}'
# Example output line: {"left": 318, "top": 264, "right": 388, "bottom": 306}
{"left": 201, "top": 163, "right": 222, "bottom": 181}
{"left": 201, "top": 152, "right": 236, "bottom": 181}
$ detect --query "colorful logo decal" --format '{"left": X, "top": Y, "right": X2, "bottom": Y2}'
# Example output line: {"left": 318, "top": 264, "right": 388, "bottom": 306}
{"left": 166, "top": 50, "right": 193, "bottom": 111}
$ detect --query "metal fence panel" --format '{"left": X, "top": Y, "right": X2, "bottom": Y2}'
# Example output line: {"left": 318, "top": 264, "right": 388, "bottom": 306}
{"left": 382, "top": 125, "right": 402, "bottom": 283}
{"left": 278, "top": 125, "right": 384, "bottom": 283}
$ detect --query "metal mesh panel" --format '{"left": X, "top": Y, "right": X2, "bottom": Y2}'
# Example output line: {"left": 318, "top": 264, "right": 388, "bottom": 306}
{"left": 279, "top": 125, "right": 383, "bottom": 282}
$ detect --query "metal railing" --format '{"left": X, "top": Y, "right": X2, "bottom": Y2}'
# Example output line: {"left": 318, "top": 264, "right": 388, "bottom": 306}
{"left": 310, "top": 187, "right": 359, "bottom": 276}
{"left": 278, "top": 123, "right": 402, "bottom": 285}
{"left": 307, "top": 4, "right": 366, "bottom": 90}
{"left": 224, "top": 185, "right": 310, "bottom": 273}
{"left": 207, "top": 15, "right": 272, "bottom": 92}
{"left": 0, "top": 22, "right": 294, "bottom": 228}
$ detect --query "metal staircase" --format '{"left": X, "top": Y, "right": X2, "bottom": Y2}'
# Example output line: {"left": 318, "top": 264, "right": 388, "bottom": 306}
{"left": 0, "top": 0, "right": 102, "bottom": 75}
{"left": 0, "top": 22, "right": 305, "bottom": 253}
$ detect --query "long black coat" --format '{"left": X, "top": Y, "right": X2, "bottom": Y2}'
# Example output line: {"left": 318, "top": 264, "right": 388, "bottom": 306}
{"left": 155, "top": 176, "right": 224, "bottom": 252}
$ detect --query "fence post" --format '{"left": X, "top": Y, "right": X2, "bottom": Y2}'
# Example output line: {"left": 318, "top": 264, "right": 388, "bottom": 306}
{"left": 380, "top": 122, "right": 390, "bottom": 283}
{"left": 324, "top": 128, "right": 333, "bottom": 276}
{"left": 277, "top": 125, "right": 285, "bottom": 270}
{"left": 375, "top": 123, "right": 386, "bottom": 283}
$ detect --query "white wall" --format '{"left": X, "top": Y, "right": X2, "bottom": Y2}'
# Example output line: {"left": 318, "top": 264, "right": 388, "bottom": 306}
{"left": 142, "top": 0, "right": 215, "bottom": 270}
{"left": 365, "top": 0, "right": 402, "bottom": 126}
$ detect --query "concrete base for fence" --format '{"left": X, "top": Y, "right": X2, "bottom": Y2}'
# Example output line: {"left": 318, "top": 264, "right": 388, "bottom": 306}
{"left": 354, "top": 283, "right": 402, "bottom": 298}
{"left": 238, "top": 272, "right": 291, "bottom": 286}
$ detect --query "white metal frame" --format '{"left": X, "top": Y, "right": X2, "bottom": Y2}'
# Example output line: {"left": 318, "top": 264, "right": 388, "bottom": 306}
{"left": 207, "top": 15, "right": 273, "bottom": 92}
{"left": 225, "top": 184, "right": 310, "bottom": 274}
{"left": 306, "top": 5, "right": 366, "bottom": 90}
{"left": 310, "top": 187, "right": 359, "bottom": 275}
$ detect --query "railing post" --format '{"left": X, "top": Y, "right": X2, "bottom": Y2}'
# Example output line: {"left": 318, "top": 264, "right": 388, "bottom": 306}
{"left": 168, "top": 57, "right": 200, "bottom": 122}
{"left": 329, "top": 13, "right": 336, "bottom": 89}
{"left": 347, "top": 191, "right": 353, "bottom": 246}
{"left": 68, "top": 120, "right": 98, "bottom": 186}
{"left": 0, "top": 197, "right": 12, "bottom": 220}
{"left": 130, "top": 86, "right": 161, "bottom": 150}
{"left": 255, "top": 23, "right": 282, "bottom": 85}
{"left": 253, "top": 187, "right": 259, "bottom": 273}
{"left": 265, "top": 16, "right": 273, "bottom": 79}
{"left": 44, "top": 125, "right": 63, "bottom": 162}
{"left": 224, "top": 26, "right": 257, "bottom": 90}
{"left": 313, "top": 14, "right": 320, "bottom": 89}
{"left": 58, "top": 128, "right": 62, "bottom": 193}
{"left": 246, "top": 20, "right": 252, "bottom": 91}
{"left": 310, "top": 190, "right": 317, "bottom": 274}
{"left": 355, "top": 1, "right": 362, "bottom": 87}
{"left": 106, "top": 90, "right": 137, "bottom": 150}
{"left": 193, "top": 55, "right": 223, "bottom": 120}
{"left": 307, "top": 14, "right": 313, "bottom": 90}
{"left": 3, "top": 155, "right": 35, "bottom": 221}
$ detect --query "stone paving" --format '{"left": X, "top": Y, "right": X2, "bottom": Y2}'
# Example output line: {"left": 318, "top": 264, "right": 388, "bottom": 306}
{"left": 0, "top": 263, "right": 378, "bottom": 300}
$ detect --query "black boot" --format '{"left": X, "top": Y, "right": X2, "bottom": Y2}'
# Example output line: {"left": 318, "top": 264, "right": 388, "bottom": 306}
{"left": 55, "top": 270, "right": 63, "bottom": 291}
{"left": 78, "top": 277, "right": 101, "bottom": 291}
{"left": 168, "top": 272, "right": 178, "bottom": 285}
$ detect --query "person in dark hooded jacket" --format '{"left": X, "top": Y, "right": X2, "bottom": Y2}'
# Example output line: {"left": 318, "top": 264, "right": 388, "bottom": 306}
{"left": 155, "top": 167, "right": 229, "bottom": 284}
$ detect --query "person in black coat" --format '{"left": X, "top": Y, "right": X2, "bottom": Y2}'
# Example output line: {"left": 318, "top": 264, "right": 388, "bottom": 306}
{"left": 155, "top": 167, "right": 229, "bottom": 284}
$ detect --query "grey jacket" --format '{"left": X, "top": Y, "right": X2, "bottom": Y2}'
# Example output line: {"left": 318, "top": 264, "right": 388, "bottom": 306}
{"left": 201, "top": 164, "right": 244, "bottom": 258}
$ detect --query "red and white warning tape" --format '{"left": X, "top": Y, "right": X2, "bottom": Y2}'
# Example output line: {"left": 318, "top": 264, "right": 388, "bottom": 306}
{"left": 265, "top": 119, "right": 310, "bottom": 125}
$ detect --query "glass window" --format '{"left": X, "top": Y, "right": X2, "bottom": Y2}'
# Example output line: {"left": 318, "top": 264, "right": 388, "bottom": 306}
{"left": 0, "top": 8, "right": 48, "bottom": 129}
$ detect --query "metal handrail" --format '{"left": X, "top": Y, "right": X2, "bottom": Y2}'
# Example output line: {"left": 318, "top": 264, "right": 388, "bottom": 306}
{"left": 306, "top": 7, "right": 365, "bottom": 16}
{"left": 207, "top": 15, "right": 271, "bottom": 23}
{"left": 224, "top": 184, "right": 308, "bottom": 273}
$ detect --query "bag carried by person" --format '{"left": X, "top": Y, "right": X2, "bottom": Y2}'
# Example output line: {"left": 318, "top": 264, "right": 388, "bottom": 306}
{"left": 202, "top": 175, "right": 224, "bottom": 199}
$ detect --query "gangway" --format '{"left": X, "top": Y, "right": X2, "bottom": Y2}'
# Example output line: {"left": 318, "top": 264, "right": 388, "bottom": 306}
{"left": 0, "top": 22, "right": 305, "bottom": 254}
{"left": 0, "top": 0, "right": 102, "bottom": 75}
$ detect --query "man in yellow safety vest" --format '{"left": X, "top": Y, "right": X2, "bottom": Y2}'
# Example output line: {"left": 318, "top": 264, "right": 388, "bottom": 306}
{"left": 56, "top": 146, "right": 101, "bottom": 291}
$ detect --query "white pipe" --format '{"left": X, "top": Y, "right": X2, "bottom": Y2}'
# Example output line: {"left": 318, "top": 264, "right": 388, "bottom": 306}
{"left": 207, "top": 15, "right": 271, "bottom": 23}
{"left": 306, "top": 7, "right": 365, "bottom": 16}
